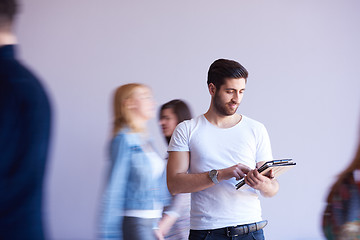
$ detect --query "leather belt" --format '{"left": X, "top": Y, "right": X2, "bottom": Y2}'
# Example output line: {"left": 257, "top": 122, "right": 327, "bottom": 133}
{"left": 226, "top": 220, "right": 268, "bottom": 237}
{"left": 207, "top": 220, "right": 268, "bottom": 237}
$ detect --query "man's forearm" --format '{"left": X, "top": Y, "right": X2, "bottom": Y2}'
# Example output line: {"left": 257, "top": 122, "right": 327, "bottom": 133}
{"left": 167, "top": 172, "right": 214, "bottom": 195}
{"left": 167, "top": 150, "right": 251, "bottom": 195}
{"left": 259, "top": 179, "right": 279, "bottom": 197}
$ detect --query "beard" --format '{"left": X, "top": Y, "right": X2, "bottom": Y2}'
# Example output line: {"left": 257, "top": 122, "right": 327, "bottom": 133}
{"left": 213, "top": 92, "right": 239, "bottom": 116}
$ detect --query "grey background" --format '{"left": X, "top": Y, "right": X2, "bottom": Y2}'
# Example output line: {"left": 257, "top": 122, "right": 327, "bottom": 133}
{"left": 14, "top": 0, "right": 360, "bottom": 239}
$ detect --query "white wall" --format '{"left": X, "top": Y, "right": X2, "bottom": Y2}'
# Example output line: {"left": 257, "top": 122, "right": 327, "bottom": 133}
{"left": 15, "top": 0, "right": 360, "bottom": 239}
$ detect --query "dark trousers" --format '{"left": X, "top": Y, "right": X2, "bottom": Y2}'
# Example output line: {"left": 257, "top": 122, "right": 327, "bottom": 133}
{"left": 123, "top": 216, "right": 159, "bottom": 240}
{"left": 189, "top": 229, "right": 265, "bottom": 240}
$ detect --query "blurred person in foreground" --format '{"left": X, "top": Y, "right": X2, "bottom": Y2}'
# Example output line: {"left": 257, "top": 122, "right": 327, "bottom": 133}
{"left": 158, "top": 100, "right": 192, "bottom": 239}
{"left": 323, "top": 125, "right": 360, "bottom": 239}
{"left": 167, "top": 59, "right": 279, "bottom": 240}
{"left": 100, "top": 83, "right": 169, "bottom": 240}
{"left": 0, "top": 0, "right": 52, "bottom": 239}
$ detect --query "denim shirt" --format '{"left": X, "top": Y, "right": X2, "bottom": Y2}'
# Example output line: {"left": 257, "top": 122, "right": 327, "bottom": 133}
{"left": 100, "top": 128, "right": 170, "bottom": 239}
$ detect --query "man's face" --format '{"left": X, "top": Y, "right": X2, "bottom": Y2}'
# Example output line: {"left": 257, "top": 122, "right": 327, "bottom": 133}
{"left": 213, "top": 78, "right": 246, "bottom": 116}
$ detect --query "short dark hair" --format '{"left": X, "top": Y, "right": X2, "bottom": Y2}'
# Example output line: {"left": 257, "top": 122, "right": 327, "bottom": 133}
{"left": 159, "top": 99, "right": 192, "bottom": 124}
{"left": 0, "top": 0, "right": 18, "bottom": 25}
{"left": 207, "top": 59, "right": 248, "bottom": 90}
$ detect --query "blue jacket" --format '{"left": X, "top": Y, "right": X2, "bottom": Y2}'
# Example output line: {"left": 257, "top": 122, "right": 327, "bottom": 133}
{"left": 100, "top": 128, "right": 170, "bottom": 239}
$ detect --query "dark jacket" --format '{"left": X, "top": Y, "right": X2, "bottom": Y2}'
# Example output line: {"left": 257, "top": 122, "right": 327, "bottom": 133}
{"left": 0, "top": 45, "right": 51, "bottom": 240}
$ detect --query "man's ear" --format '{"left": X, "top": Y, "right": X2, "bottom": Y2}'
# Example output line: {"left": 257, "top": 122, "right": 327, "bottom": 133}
{"left": 208, "top": 83, "right": 216, "bottom": 97}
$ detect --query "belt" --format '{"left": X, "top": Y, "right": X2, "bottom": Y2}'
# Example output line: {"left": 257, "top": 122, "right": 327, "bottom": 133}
{"left": 210, "top": 220, "right": 268, "bottom": 237}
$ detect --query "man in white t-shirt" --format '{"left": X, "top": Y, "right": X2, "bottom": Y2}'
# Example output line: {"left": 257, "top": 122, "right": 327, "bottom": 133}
{"left": 167, "top": 59, "right": 279, "bottom": 240}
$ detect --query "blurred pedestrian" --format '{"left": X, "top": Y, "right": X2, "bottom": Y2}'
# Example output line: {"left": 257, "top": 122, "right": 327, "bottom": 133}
{"left": 323, "top": 126, "right": 360, "bottom": 239}
{"left": 158, "top": 100, "right": 192, "bottom": 239}
{"left": 100, "top": 83, "right": 169, "bottom": 240}
{"left": 0, "top": 0, "right": 52, "bottom": 239}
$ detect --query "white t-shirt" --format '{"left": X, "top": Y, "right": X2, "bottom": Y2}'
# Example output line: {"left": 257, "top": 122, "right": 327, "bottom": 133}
{"left": 168, "top": 115, "right": 273, "bottom": 230}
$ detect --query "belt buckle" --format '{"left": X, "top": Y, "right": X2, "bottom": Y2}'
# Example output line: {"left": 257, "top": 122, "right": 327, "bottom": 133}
{"left": 226, "top": 226, "right": 243, "bottom": 237}
{"left": 226, "top": 227, "right": 239, "bottom": 237}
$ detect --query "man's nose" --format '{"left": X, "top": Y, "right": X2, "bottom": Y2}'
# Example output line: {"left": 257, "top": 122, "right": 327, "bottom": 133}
{"left": 232, "top": 93, "right": 240, "bottom": 102}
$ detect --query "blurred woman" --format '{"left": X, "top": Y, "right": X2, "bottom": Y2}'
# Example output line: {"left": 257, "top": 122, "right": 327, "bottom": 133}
{"left": 158, "top": 100, "right": 192, "bottom": 240}
{"left": 100, "top": 83, "right": 169, "bottom": 240}
{"left": 323, "top": 127, "right": 360, "bottom": 239}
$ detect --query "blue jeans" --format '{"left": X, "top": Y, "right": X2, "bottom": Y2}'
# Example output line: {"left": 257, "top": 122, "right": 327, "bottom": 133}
{"left": 189, "top": 229, "right": 265, "bottom": 240}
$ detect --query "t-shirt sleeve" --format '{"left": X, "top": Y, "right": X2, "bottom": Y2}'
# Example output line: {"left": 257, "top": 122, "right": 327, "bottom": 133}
{"left": 168, "top": 121, "right": 189, "bottom": 152}
{"left": 255, "top": 124, "right": 273, "bottom": 163}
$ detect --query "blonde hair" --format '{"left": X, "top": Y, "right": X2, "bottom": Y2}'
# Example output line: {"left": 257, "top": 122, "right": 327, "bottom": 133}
{"left": 112, "top": 83, "right": 148, "bottom": 136}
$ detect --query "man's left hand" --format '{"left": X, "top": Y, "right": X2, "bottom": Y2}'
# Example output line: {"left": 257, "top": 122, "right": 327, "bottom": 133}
{"left": 244, "top": 169, "right": 274, "bottom": 192}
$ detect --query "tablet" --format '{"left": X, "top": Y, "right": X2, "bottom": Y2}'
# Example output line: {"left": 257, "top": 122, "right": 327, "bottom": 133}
{"left": 235, "top": 159, "right": 296, "bottom": 190}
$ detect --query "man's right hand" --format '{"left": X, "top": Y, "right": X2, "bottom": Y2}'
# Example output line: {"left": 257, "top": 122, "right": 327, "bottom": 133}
{"left": 218, "top": 163, "right": 251, "bottom": 181}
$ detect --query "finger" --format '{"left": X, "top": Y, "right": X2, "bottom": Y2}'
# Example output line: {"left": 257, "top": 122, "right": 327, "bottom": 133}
{"left": 268, "top": 169, "right": 275, "bottom": 179}
{"left": 247, "top": 169, "right": 257, "bottom": 178}
{"left": 233, "top": 167, "right": 246, "bottom": 179}
{"left": 235, "top": 170, "right": 245, "bottom": 180}
{"left": 248, "top": 171, "right": 264, "bottom": 185}
{"left": 245, "top": 175, "right": 256, "bottom": 187}
{"left": 253, "top": 169, "right": 268, "bottom": 181}
{"left": 237, "top": 170, "right": 246, "bottom": 179}
{"left": 237, "top": 164, "right": 251, "bottom": 174}
{"left": 252, "top": 169, "right": 260, "bottom": 177}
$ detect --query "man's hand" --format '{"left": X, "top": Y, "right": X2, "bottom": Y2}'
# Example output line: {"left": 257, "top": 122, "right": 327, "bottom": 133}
{"left": 245, "top": 169, "right": 279, "bottom": 197}
{"left": 218, "top": 163, "right": 251, "bottom": 181}
{"left": 245, "top": 169, "right": 273, "bottom": 190}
